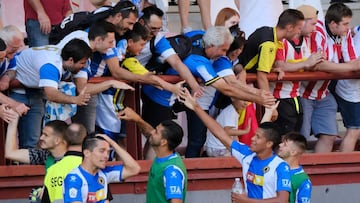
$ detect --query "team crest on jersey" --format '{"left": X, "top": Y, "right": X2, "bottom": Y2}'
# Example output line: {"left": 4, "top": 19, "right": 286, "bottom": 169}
{"left": 69, "top": 187, "right": 78, "bottom": 198}
{"left": 269, "top": 48, "right": 274, "bottom": 53}
{"left": 98, "top": 176, "right": 105, "bottom": 185}
{"left": 263, "top": 166, "right": 270, "bottom": 173}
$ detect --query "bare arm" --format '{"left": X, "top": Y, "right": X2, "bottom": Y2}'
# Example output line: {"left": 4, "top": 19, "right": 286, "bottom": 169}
{"left": 117, "top": 107, "right": 154, "bottom": 139}
{"left": 5, "top": 110, "right": 30, "bottom": 163}
{"left": 0, "top": 92, "right": 29, "bottom": 116}
{"left": 211, "top": 78, "right": 276, "bottom": 108}
{"left": 274, "top": 52, "right": 325, "bottom": 72}
{"left": 166, "top": 55, "right": 203, "bottom": 95}
{"left": 97, "top": 134, "right": 140, "bottom": 180}
{"left": 197, "top": 0, "right": 212, "bottom": 30}
{"left": 27, "top": 0, "right": 51, "bottom": 34}
{"left": 312, "top": 59, "right": 360, "bottom": 73}
{"left": 44, "top": 86, "right": 90, "bottom": 106}
{"left": 170, "top": 199, "right": 183, "bottom": 203}
{"left": 74, "top": 78, "right": 134, "bottom": 95}
{"left": 179, "top": 88, "right": 233, "bottom": 149}
{"left": 224, "top": 120, "right": 251, "bottom": 137}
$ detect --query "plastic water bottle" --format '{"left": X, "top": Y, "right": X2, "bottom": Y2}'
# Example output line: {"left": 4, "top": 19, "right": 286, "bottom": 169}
{"left": 232, "top": 178, "right": 243, "bottom": 194}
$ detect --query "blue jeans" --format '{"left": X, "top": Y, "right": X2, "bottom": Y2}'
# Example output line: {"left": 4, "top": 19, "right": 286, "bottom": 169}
{"left": 10, "top": 90, "right": 45, "bottom": 149}
{"left": 185, "top": 109, "right": 208, "bottom": 158}
{"left": 25, "top": 19, "right": 49, "bottom": 47}
{"left": 72, "top": 94, "right": 98, "bottom": 133}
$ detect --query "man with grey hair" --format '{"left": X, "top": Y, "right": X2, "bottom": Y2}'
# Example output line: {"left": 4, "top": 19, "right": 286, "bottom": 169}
{"left": 0, "top": 25, "right": 29, "bottom": 117}
{"left": 143, "top": 25, "right": 276, "bottom": 158}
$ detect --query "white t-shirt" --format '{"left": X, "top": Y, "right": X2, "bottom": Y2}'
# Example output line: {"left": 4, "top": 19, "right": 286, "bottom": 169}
{"left": 205, "top": 104, "right": 239, "bottom": 150}
{"left": 238, "top": 0, "right": 283, "bottom": 38}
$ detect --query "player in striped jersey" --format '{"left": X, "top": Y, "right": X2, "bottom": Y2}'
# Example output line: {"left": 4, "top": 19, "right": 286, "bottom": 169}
{"left": 179, "top": 88, "right": 292, "bottom": 202}
{"left": 271, "top": 5, "right": 324, "bottom": 136}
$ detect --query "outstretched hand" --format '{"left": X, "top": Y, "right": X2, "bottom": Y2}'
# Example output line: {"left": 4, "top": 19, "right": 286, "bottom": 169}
{"left": 117, "top": 107, "right": 141, "bottom": 122}
{"left": 0, "top": 105, "right": 19, "bottom": 123}
{"left": 111, "top": 80, "right": 135, "bottom": 91}
{"left": 177, "top": 87, "right": 199, "bottom": 110}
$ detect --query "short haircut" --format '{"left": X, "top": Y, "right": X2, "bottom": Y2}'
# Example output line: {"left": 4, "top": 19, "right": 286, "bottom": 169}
{"left": 81, "top": 132, "right": 107, "bottom": 153}
{"left": 325, "top": 2, "right": 352, "bottom": 24}
{"left": 0, "top": 38, "right": 6, "bottom": 51}
{"left": 159, "top": 120, "right": 184, "bottom": 151}
{"left": 61, "top": 39, "right": 93, "bottom": 63}
{"left": 45, "top": 120, "right": 68, "bottom": 138}
{"left": 214, "top": 7, "right": 239, "bottom": 26}
{"left": 277, "top": 9, "right": 305, "bottom": 29}
{"left": 258, "top": 122, "right": 281, "bottom": 151}
{"left": 140, "top": 6, "right": 164, "bottom": 23}
{"left": 123, "top": 22, "right": 149, "bottom": 42}
{"left": 64, "top": 123, "right": 87, "bottom": 146}
{"left": 203, "top": 26, "right": 234, "bottom": 48}
{"left": 111, "top": 0, "right": 139, "bottom": 19}
{"left": 88, "top": 20, "right": 116, "bottom": 41}
{"left": 0, "top": 25, "right": 23, "bottom": 44}
{"left": 282, "top": 132, "right": 307, "bottom": 153}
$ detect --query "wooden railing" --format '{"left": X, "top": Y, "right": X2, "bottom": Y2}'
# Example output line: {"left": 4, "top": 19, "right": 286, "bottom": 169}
{"left": 1, "top": 71, "right": 360, "bottom": 164}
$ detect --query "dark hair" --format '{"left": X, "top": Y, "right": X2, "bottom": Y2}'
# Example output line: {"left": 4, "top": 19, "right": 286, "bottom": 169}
{"left": 64, "top": 123, "right": 87, "bottom": 146}
{"left": 140, "top": 6, "right": 164, "bottom": 23}
{"left": 123, "top": 22, "right": 149, "bottom": 42}
{"left": 228, "top": 26, "right": 246, "bottom": 54}
{"left": 277, "top": 9, "right": 305, "bottom": 29}
{"left": 282, "top": 132, "right": 307, "bottom": 153}
{"left": 61, "top": 39, "right": 93, "bottom": 63}
{"left": 159, "top": 120, "right": 183, "bottom": 151}
{"left": 111, "top": 0, "right": 139, "bottom": 19}
{"left": 325, "top": 2, "right": 352, "bottom": 24}
{"left": 81, "top": 132, "right": 107, "bottom": 153}
{"left": 258, "top": 122, "right": 281, "bottom": 151}
{"left": 88, "top": 20, "right": 116, "bottom": 41}
{"left": 45, "top": 120, "right": 68, "bottom": 138}
{"left": 0, "top": 38, "right": 6, "bottom": 51}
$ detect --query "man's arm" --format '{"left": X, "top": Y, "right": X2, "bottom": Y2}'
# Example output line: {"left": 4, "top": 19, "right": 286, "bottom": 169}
{"left": 178, "top": 88, "right": 233, "bottom": 149}
{"left": 74, "top": 78, "right": 134, "bottom": 95}
{"left": 97, "top": 134, "right": 140, "bottom": 180}
{"left": 117, "top": 107, "right": 154, "bottom": 139}
{"left": 166, "top": 55, "right": 203, "bottom": 95}
{"left": 311, "top": 59, "right": 360, "bottom": 73}
{"left": 4, "top": 110, "right": 30, "bottom": 163}
{"left": 44, "top": 86, "right": 90, "bottom": 105}
{"left": 27, "top": 0, "right": 51, "bottom": 34}
{"left": 0, "top": 93, "right": 29, "bottom": 116}
{"left": 274, "top": 52, "right": 325, "bottom": 72}
{"left": 211, "top": 78, "right": 276, "bottom": 108}
{"left": 0, "top": 70, "right": 16, "bottom": 91}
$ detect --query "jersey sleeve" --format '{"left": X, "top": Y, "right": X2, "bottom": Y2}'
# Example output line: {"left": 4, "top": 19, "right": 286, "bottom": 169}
{"left": 296, "top": 179, "right": 312, "bottom": 203}
{"left": 230, "top": 141, "right": 253, "bottom": 165}
{"left": 122, "top": 57, "right": 149, "bottom": 75}
{"left": 257, "top": 41, "right": 277, "bottom": 73}
{"left": 164, "top": 165, "right": 186, "bottom": 200}
{"left": 276, "top": 162, "right": 292, "bottom": 192}
{"left": 63, "top": 173, "right": 83, "bottom": 203}
{"left": 154, "top": 35, "right": 176, "bottom": 60}
{"left": 103, "top": 47, "right": 118, "bottom": 60}
{"left": 103, "top": 165, "right": 124, "bottom": 183}
{"left": 39, "top": 63, "right": 60, "bottom": 88}
{"left": 212, "top": 56, "right": 234, "bottom": 77}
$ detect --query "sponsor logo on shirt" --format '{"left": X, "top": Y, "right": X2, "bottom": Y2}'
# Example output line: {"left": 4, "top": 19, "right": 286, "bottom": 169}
{"left": 281, "top": 179, "right": 291, "bottom": 188}
{"left": 170, "top": 186, "right": 181, "bottom": 195}
{"left": 246, "top": 172, "right": 264, "bottom": 186}
{"left": 87, "top": 192, "right": 97, "bottom": 202}
{"left": 170, "top": 171, "right": 178, "bottom": 178}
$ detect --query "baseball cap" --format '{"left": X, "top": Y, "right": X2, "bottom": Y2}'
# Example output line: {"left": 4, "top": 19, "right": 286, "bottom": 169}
{"left": 296, "top": 5, "right": 319, "bottom": 19}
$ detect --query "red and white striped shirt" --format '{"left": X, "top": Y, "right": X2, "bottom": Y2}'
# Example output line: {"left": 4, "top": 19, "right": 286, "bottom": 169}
{"left": 271, "top": 38, "right": 311, "bottom": 99}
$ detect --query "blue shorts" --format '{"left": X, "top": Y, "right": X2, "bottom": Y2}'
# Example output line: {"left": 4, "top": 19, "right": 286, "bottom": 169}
{"left": 300, "top": 93, "right": 338, "bottom": 137}
{"left": 336, "top": 95, "right": 360, "bottom": 128}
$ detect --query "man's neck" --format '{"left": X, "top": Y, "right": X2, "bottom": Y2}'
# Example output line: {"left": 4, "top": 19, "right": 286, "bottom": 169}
{"left": 284, "top": 156, "right": 300, "bottom": 169}
{"left": 256, "top": 150, "right": 273, "bottom": 160}
{"left": 154, "top": 147, "right": 174, "bottom": 158}
{"left": 50, "top": 145, "right": 67, "bottom": 159}
{"left": 81, "top": 162, "right": 98, "bottom": 176}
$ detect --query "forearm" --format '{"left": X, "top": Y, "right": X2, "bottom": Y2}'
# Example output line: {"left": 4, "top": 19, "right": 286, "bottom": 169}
{"left": 225, "top": 127, "right": 249, "bottom": 137}
{"left": 274, "top": 60, "right": 306, "bottom": 72}
{"left": 107, "top": 138, "right": 140, "bottom": 179}
{"left": 28, "top": 0, "right": 46, "bottom": 15}
{"left": 44, "top": 87, "right": 78, "bottom": 104}
{"left": 135, "top": 118, "right": 155, "bottom": 139}
{"left": 256, "top": 72, "right": 270, "bottom": 91}
{"left": 315, "top": 60, "right": 357, "bottom": 73}
{"left": 171, "top": 62, "right": 199, "bottom": 92}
